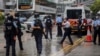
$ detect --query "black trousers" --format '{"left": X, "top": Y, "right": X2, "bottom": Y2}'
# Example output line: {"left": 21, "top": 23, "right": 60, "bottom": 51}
{"left": 46, "top": 27, "right": 52, "bottom": 39}
{"left": 60, "top": 28, "right": 73, "bottom": 44}
{"left": 34, "top": 33, "right": 42, "bottom": 54}
{"left": 57, "top": 23, "right": 62, "bottom": 36}
{"left": 17, "top": 34, "right": 23, "bottom": 50}
{"left": 93, "top": 28, "right": 100, "bottom": 44}
{"left": 6, "top": 34, "right": 16, "bottom": 56}
{"left": 78, "top": 26, "right": 82, "bottom": 38}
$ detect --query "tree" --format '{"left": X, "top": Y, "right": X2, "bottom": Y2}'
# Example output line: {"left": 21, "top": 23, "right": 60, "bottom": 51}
{"left": 90, "top": 0, "right": 100, "bottom": 15}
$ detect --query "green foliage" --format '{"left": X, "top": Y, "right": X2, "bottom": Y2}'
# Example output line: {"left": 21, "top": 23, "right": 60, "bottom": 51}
{"left": 0, "top": 12, "right": 4, "bottom": 25}
{"left": 90, "top": 0, "right": 100, "bottom": 15}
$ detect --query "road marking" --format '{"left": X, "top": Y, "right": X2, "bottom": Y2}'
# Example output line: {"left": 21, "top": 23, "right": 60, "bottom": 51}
{"left": 50, "top": 37, "right": 85, "bottom": 56}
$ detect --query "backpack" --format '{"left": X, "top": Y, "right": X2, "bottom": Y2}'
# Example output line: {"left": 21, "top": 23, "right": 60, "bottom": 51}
{"left": 45, "top": 18, "right": 52, "bottom": 27}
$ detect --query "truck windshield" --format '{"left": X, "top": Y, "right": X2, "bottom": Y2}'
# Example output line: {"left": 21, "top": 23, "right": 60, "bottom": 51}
{"left": 18, "top": 0, "right": 33, "bottom": 9}
{"left": 67, "top": 9, "right": 82, "bottom": 19}
{"left": 19, "top": 0, "right": 32, "bottom": 5}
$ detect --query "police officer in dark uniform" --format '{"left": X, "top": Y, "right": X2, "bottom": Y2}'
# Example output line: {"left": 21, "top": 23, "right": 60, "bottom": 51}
{"left": 78, "top": 16, "right": 82, "bottom": 38}
{"left": 32, "top": 14, "right": 44, "bottom": 55}
{"left": 45, "top": 16, "right": 52, "bottom": 39}
{"left": 14, "top": 13, "right": 24, "bottom": 50}
{"left": 60, "top": 19, "right": 73, "bottom": 45}
{"left": 5, "top": 14, "right": 17, "bottom": 56}
{"left": 4, "top": 13, "right": 10, "bottom": 48}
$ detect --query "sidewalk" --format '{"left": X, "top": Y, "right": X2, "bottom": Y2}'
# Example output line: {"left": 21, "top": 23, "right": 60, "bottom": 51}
{"left": 66, "top": 42, "right": 100, "bottom": 56}
{"left": 0, "top": 25, "right": 3, "bottom": 33}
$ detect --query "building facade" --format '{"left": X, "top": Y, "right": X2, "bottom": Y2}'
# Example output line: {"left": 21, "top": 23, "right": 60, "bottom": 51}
{"left": 0, "top": 0, "right": 5, "bottom": 11}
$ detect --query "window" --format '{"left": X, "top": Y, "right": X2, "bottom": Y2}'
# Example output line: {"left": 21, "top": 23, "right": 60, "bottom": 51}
{"left": 83, "top": 0, "right": 86, "bottom": 1}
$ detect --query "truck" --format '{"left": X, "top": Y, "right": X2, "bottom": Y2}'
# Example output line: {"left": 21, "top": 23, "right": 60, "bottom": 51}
{"left": 16, "top": 0, "right": 56, "bottom": 32}
{"left": 64, "top": 5, "right": 92, "bottom": 34}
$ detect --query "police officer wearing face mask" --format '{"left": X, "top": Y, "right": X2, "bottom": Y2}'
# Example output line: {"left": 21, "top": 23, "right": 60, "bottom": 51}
{"left": 32, "top": 14, "right": 45, "bottom": 56}
{"left": 4, "top": 13, "right": 10, "bottom": 48}
{"left": 45, "top": 15, "right": 52, "bottom": 39}
{"left": 78, "top": 15, "right": 82, "bottom": 38}
{"left": 14, "top": 13, "right": 24, "bottom": 50}
{"left": 93, "top": 16, "right": 100, "bottom": 45}
{"left": 5, "top": 14, "right": 17, "bottom": 56}
{"left": 60, "top": 18, "right": 73, "bottom": 45}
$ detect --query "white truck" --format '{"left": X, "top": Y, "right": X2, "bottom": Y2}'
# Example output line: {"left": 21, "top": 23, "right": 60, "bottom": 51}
{"left": 23, "top": 15, "right": 48, "bottom": 33}
{"left": 63, "top": 5, "right": 92, "bottom": 34}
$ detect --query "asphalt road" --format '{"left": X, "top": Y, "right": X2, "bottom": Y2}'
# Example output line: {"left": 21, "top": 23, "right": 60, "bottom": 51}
{"left": 0, "top": 26, "right": 84, "bottom": 56}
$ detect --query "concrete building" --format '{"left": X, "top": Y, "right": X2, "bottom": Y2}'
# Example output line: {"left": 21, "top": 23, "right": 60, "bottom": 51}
{"left": 0, "top": 0, "right": 5, "bottom": 11}
{"left": 74, "top": 0, "right": 95, "bottom": 6}
{"left": 4, "top": 0, "right": 16, "bottom": 9}
{"left": 57, "top": 0, "right": 95, "bottom": 16}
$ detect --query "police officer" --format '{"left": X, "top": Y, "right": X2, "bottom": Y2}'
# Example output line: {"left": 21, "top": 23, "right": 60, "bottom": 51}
{"left": 45, "top": 15, "right": 52, "bottom": 39}
{"left": 14, "top": 13, "right": 24, "bottom": 50}
{"left": 32, "top": 14, "right": 44, "bottom": 55}
{"left": 77, "top": 15, "right": 82, "bottom": 38}
{"left": 60, "top": 19, "right": 73, "bottom": 45}
{"left": 4, "top": 13, "right": 10, "bottom": 48}
{"left": 56, "top": 15, "right": 63, "bottom": 37}
{"left": 93, "top": 16, "right": 100, "bottom": 45}
{"left": 5, "top": 14, "right": 17, "bottom": 56}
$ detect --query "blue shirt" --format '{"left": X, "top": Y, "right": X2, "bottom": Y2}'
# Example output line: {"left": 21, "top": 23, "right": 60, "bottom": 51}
{"left": 56, "top": 17, "right": 63, "bottom": 23}
{"left": 93, "top": 19, "right": 99, "bottom": 27}
{"left": 98, "top": 19, "right": 100, "bottom": 25}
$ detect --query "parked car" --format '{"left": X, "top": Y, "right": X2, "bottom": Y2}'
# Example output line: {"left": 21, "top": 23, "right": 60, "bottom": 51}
{"left": 23, "top": 15, "right": 48, "bottom": 33}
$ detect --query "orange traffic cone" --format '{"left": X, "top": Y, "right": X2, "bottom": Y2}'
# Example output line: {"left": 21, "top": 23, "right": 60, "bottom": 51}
{"left": 85, "top": 26, "right": 92, "bottom": 42}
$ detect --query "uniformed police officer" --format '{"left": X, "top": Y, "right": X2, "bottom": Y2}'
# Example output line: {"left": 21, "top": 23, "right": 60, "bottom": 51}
{"left": 56, "top": 15, "right": 63, "bottom": 37}
{"left": 45, "top": 15, "right": 53, "bottom": 39}
{"left": 32, "top": 14, "right": 44, "bottom": 55}
{"left": 60, "top": 19, "right": 73, "bottom": 45}
{"left": 14, "top": 13, "right": 24, "bottom": 50}
{"left": 93, "top": 16, "right": 100, "bottom": 45}
{"left": 77, "top": 16, "right": 82, "bottom": 38}
{"left": 5, "top": 14, "right": 17, "bottom": 56}
{"left": 4, "top": 13, "right": 10, "bottom": 48}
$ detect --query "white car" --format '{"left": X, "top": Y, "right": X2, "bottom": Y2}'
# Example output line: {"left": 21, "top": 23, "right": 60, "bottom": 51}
{"left": 23, "top": 15, "right": 47, "bottom": 33}
{"left": 19, "top": 17, "right": 27, "bottom": 23}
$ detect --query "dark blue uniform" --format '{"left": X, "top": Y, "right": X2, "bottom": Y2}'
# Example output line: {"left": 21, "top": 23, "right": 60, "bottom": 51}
{"left": 32, "top": 18, "right": 44, "bottom": 55}
{"left": 78, "top": 18, "right": 82, "bottom": 38}
{"left": 13, "top": 17, "right": 24, "bottom": 50}
{"left": 45, "top": 16, "right": 52, "bottom": 39}
{"left": 4, "top": 14, "right": 9, "bottom": 48}
{"left": 5, "top": 16, "right": 17, "bottom": 56}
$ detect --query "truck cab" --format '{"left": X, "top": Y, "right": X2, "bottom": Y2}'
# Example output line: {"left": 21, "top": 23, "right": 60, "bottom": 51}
{"left": 64, "top": 5, "right": 91, "bottom": 34}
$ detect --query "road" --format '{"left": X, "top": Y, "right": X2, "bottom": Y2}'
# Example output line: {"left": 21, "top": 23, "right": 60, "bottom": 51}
{"left": 0, "top": 26, "right": 85, "bottom": 56}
